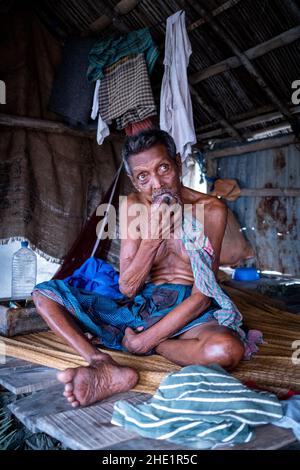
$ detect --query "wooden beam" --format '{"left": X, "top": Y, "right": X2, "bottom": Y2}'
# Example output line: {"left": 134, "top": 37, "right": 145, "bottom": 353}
{"left": 97, "top": 0, "right": 132, "bottom": 33}
{"left": 197, "top": 104, "right": 276, "bottom": 133}
{"left": 244, "top": 122, "right": 292, "bottom": 139}
{"left": 187, "top": 1, "right": 300, "bottom": 136}
{"left": 197, "top": 106, "right": 300, "bottom": 141}
{"left": 0, "top": 114, "right": 95, "bottom": 138}
{"left": 204, "top": 133, "right": 298, "bottom": 159}
{"left": 197, "top": 105, "right": 300, "bottom": 140}
{"left": 187, "top": 0, "right": 242, "bottom": 31}
{"left": 190, "top": 26, "right": 300, "bottom": 84}
{"left": 240, "top": 188, "right": 300, "bottom": 197}
{"left": 0, "top": 114, "right": 122, "bottom": 141}
{"left": 87, "top": 0, "right": 139, "bottom": 34}
{"left": 198, "top": 120, "right": 293, "bottom": 145}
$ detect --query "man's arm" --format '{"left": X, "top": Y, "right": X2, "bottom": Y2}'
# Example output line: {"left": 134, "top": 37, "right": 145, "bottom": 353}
{"left": 119, "top": 238, "right": 161, "bottom": 298}
{"left": 119, "top": 195, "right": 163, "bottom": 298}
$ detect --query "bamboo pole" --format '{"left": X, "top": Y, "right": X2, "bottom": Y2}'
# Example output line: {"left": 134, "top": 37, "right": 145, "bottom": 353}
{"left": 0, "top": 114, "right": 121, "bottom": 141}
{"left": 204, "top": 133, "right": 298, "bottom": 159}
{"left": 190, "top": 26, "right": 300, "bottom": 84}
{"left": 197, "top": 106, "right": 300, "bottom": 140}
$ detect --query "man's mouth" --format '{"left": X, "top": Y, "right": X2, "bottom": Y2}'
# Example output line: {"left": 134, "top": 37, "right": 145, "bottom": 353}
{"left": 151, "top": 188, "right": 180, "bottom": 204}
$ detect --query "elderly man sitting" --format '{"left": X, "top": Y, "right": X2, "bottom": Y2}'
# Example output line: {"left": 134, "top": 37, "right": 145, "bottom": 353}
{"left": 33, "top": 129, "right": 245, "bottom": 408}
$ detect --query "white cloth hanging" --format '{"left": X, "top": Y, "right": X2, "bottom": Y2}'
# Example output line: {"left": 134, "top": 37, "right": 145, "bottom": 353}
{"left": 91, "top": 79, "right": 110, "bottom": 145}
{"left": 160, "top": 10, "right": 196, "bottom": 164}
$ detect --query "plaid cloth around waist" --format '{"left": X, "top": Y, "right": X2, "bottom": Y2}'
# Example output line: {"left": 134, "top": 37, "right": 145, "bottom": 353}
{"left": 99, "top": 53, "right": 157, "bottom": 129}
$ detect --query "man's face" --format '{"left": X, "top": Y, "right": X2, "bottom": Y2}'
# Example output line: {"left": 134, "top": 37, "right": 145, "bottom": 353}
{"left": 128, "top": 144, "right": 182, "bottom": 203}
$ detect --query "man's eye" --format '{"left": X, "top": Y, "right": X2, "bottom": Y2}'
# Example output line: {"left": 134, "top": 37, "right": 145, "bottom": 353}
{"left": 138, "top": 173, "right": 147, "bottom": 181}
{"left": 160, "top": 164, "right": 169, "bottom": 172}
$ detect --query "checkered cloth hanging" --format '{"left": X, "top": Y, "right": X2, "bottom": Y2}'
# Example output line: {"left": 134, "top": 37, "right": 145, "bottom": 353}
{"left": 99, "top": 54, "right": 157, "bottom": 130}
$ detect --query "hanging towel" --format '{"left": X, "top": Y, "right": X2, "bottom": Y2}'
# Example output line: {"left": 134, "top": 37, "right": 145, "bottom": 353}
{"left": 112, "top": 364, "right": 283, "bottom": 449}
{"left": 87, "top": 28, "right": 159, "bottom": 82}
{"left": 160, "top": 10, "right": 196, "bottom": 163}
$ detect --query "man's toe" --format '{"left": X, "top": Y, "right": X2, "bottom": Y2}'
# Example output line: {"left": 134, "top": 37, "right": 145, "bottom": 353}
{"left": 64, "top": 382, "right": 74, "bottom": 393}
{"left": 57, "top": 368, "right": 76, "bottom": 384}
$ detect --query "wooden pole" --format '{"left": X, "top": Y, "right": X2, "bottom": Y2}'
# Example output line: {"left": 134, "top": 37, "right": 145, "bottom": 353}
{"left": 197, "top": 106, "right": 300, "bottom": 140}
{"left": 188, "top": 0, "right": 242, "bottom": 31}
{"left": 0, "top": 114, "right": 95, "bottom": 138}
{"left": 240, "top": 188, "right": 300, "bottom": 197}
{"left": 87, "top": 0, "right": 139, "bottom": 34}
{"left": 190, "top": 26, "right": 300, "bottom": 85}
{"left": 198, "top": 105, "right": 276, "bottom": 133}
{"left": 204, "top": 134, "right": 299, "bottom": 159}
{"left": 200, "top": 122, "right": 294, "bottom": 143}
{"left": 0, "top": 113, "right": 122, "bottom": 141}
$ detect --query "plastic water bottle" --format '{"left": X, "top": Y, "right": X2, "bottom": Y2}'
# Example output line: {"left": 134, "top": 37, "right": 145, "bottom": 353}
{"left": 11, "top": 241, "right": 37, "bottom": 299}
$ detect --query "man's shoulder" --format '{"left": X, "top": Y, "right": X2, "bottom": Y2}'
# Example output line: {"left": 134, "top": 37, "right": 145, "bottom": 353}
{"left": 200, "top": 195, "right": 227, "bottom": 214}
{"left": 186, "top": 190, "right": 228, "bottom": 244}
{"left": 183, "top": 186, "right": 227, "bottom": 213}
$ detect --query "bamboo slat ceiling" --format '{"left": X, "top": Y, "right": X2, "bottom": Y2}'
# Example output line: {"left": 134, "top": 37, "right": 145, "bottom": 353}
{"left": 31, "top": 0, "right": 300, "bottom": 145}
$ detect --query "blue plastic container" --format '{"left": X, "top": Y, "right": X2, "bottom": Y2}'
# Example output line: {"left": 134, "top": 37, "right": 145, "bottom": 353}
{"left": 233, "top": 267, "right": 260, "bottom": 281}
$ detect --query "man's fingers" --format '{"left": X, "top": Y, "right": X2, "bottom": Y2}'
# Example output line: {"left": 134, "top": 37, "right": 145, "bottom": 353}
{"left": 125, "top": 326, "right": 134, "bottom": 335}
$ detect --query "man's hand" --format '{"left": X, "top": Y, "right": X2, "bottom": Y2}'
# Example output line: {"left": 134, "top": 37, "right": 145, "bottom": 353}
{"left": 122, "top": 327, "right": 155, "bottom": 355}
{"left": 141, "top": 197, "right": 182, "bottom": 241}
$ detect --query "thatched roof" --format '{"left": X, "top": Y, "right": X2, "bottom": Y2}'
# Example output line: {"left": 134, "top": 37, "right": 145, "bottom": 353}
{"left": 28, "top": 0, "right": 300, "bottom": 147}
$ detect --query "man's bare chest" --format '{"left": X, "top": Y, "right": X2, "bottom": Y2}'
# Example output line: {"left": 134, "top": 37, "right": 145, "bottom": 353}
{"left": 153, "top": 237, "right": 191, "bottom": 266}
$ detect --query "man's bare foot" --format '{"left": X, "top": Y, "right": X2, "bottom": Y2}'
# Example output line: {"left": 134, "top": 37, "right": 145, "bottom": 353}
{"left": 57, "top": 358, "right": 139, "bottom": 407}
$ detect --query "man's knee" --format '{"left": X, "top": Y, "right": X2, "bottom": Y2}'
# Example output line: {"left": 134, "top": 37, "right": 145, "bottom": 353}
{"left": 200, "top": 333, "right": 245, "bottom": 370}
{"left": 32, "top": 291, "right": 41, "bottom": 308}
{"left": 32, "top": 291, "right": 48, "bottom": 314}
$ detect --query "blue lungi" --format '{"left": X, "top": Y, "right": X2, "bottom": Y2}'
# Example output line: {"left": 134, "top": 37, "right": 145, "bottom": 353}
{"left": 33, "top": 280, "right": 218, "bottom": 352}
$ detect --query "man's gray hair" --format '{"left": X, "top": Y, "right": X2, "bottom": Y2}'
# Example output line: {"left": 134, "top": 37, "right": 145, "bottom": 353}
{"left": 122, "top": 129, "right": 177, "bottom": 176}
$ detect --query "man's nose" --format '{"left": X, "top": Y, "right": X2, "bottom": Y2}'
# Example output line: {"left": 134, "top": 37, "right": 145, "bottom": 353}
{"left": 151, "top": 174, "right": 164, "bottom": 190}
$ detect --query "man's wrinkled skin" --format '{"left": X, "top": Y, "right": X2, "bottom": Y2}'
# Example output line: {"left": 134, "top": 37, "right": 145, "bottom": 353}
{"left": 33, "top": 143, "right": 244, "bottom": 408}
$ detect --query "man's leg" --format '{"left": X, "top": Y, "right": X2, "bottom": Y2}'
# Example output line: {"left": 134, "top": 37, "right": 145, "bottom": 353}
{"left": 155, "top": 320, "right": 245, "bottom": 370}
{"left": 32, "top": 292, "right": 138, "bottom": 407}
